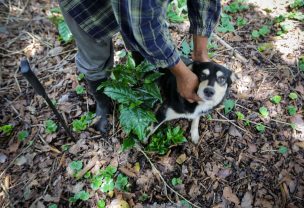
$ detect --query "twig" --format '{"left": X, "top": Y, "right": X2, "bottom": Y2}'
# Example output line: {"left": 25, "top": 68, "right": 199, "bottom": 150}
{"left": 14, "top": 67, "right": 22, "bottom": 93}
{"left": 136, "top": 145, "right": 202, "bottom": 208}
{"left": 213, "top": 34, "right": 248, "bottom": 64}
{"left": 43, "top": 159, "right": 57, "bottom": 195}
{"left": 75, "top": 156, "right": 98, "bottom": 179}
{"left": 0, "top": 181, "right": 13, "bottom": 208}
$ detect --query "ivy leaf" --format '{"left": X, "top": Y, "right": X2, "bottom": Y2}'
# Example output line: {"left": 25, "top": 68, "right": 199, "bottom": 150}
{"left": 101, "top": 165, "right": 117, "bottom": 177}
{"left": 70, "top": 161, "right": 83, "bottom": 171}
{"left": 224, "top": 99, "right": 235, "bottom": 114}
{"left": 75, "top": 190, "right": 90, "bottom": 201}
{"left": 289, "top": 92, "right": 298, "bottom": 100}
{"left": 271, "top": 95, "right": 282, "bottom": 104}
{"left": 104, "top": 84, "right": 142, "bottom": 105}
{"left": 119, "top": 106, "right": 156, "bottom": 140}
{"left": 115, "top": 174, "right": 129, "bottom": 191}
{"left": 100, "top": 177, "right": 115, "bottom": 193}
{"left": 256, "top": 123, "right": 266, "bottom": 133}
{"left": 121, "top": 137, "right": 136, "bottom": 152}
{"left": 58, "top": 21, "right": 73, "bottom": 43}
{"left": 97, "top": 200, "right": 106, "bottom": 208}
{"left": 91, "top": 175, "right": 103, "bottom": 190}
{"left": 259, "top": 107, "right": 269, "bottom": 117}
{"left": 278, "top": 146, "right": 288, "bottom": 154}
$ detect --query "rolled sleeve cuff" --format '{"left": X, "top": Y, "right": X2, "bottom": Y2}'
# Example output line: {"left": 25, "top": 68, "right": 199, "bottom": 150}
{"left": 189, "top": 23, "right": 214, "bottom": 38}
{"left": 146, "top": 48, "right": 180, "bottom": 69}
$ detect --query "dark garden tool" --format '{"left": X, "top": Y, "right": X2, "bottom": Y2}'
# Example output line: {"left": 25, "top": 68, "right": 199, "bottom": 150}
{"left": 19, "top": 59, "right": 75, "bottom": 140}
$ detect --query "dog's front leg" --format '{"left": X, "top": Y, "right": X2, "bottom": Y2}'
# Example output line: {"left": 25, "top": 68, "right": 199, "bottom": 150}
{"left": 190, "top": 116, "right": 200, "bottom": 144}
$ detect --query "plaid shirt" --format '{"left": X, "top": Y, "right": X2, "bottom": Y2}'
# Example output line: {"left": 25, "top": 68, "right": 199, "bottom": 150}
{"left": 59, "top": 0, "right": 221, "bottom": 68}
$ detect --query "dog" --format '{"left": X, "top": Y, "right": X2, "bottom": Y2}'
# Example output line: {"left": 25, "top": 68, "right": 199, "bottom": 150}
{"left": 146, "top": 59, "right": 236, "bottom": 144}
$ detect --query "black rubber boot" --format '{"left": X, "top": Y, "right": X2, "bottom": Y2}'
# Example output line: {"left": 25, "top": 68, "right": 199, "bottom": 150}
{"left": 86, "top": 79, "right": 112, "bottom": 133}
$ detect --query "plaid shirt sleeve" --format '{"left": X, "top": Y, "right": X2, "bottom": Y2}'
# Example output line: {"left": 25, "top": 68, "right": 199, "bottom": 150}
{"left": 187, "top": 0, "right": 222, "bottom": 37}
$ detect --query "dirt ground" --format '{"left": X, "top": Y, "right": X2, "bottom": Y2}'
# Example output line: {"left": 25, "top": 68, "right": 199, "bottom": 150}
{"left": 0, "top": 0, "right": 304, "bottom": 207}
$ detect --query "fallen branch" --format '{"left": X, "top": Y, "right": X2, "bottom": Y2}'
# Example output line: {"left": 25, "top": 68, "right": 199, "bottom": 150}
{"left": 136, "top": 145, "right": 202, "bottom": 208}
{"left": 213, "top": 34, "right": 248, "bottom": 64}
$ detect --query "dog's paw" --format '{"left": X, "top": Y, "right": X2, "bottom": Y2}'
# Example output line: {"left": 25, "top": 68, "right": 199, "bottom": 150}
{"left": 191, "top": 131, "right": 200, "bottom": 144}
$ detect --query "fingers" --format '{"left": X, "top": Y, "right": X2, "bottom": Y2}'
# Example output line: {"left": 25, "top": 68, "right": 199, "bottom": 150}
{"left": 185, "top": 93, "right": 202, "bottom": 103}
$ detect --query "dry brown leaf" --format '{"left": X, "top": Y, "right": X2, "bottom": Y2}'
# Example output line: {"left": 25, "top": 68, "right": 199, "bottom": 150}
{"left": 176, "top": 153, "right": 187, "bottom": 165}
{"left": 119, "top": 167, "right": 136, "bottom": 178}
{"left": 223, "top": 186, "right": 240, "bottom": 206}
{"left": 241, "top": 191, "right": 253, "bottom": 208}
{"left": 229, "top": 126, "right": 242, "bottom": 138}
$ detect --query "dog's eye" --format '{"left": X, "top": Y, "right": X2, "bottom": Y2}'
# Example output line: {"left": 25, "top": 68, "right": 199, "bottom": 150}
{"left": 217, "top": 76, "right": 226, "bottom": 84}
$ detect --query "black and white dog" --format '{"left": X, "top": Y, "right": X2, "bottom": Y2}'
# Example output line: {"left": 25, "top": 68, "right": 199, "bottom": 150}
{"left": 147, "top": 60, "right": 236, "bottom": 144}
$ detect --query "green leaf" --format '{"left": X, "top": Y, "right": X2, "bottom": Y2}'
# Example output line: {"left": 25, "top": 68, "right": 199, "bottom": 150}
{"left": 0, "top": 124, "right": 13, "bottom": 135}
{"left": 168, "top": 126, "right": 187, "bottom": 144}
{"left": 115, "top": 174, "right": 128, "bottom": 191}
{"left": 17, "top": 130, "right": 29, "bottom": 141}
{"left": 224, "top": 99, "right": 235, "bottom": 114}
{"left": 77, "top": 73, "right": 85, "bottom": 81}
{"left": 75, "top": 190, "right": 90, "bottom": 201}
{"left": 142, "top": 83, "right": 162, "bottom": 102}
{"left": 72, "top": 119, "right": 87, "bottom": 132}
{"left": 139, "top": 193, "right": 149, "bottom": 202}
{"left": 127, "top": 54, "right": 136, "bottom": 69}
{"left": 104, "top": 84, "right": 141, "bottom": 105}
{"left": 84, "top": 172, "right": 91, "bottom": 179}
{"left": 100, "top": 165, "right": 117, "bottom": 177}
{"left": 289, "top": 92, "right": 298, "bottom": 100}
{"left": 235, "top": 111, "right": 245, "bottom": 120}
{"left": 236, "top": 17, "right": 247, "bottom": 27}
{"left": 44, "top": 120, "right": 57, "bottom": 134}
{"left": 181, "top": 40, "right": 191, "bottom": 55}
{"left": 117, "top": 49, "right": 127, "bottom": 58}
{"left": 180, "top": 200, "right": 192, "bottom": 208}
{"left": 259, "top": 106, "right": 269, "bottom": 117}
{"left": 258, "top": 25, "right": 270, "bottom": 37}
{"left": 58, "top": 21, "right": 73, "bottom": 43}
{"left": 97, "top": 200, "right": 106, "bottom": 208}
{"left": 251, "top": 30, "right": 260, "bottom": 38}
{"left": 278, "top": 146, "right": 288, "bottom": 154}
{"left": 271, "top": 95, "right": 282, "bottom": 104}
{"left": 287, "top": 105, "right": 297, "bottom": 116}
{"left": 70, "top": 161, "right": 83, "bottom": 171}
{"left": 69, "top": 196, "right": 78, "bottom": 203}
{"left": 119, "top": 106, "right": 156, "bottom": 140}
{"left": 48, "top": 204, "right": 58, "bottom": 208}
{"left": 91, "top": 175, "right": 103, "bottom": 190}
{"left": 100, "top": 177, "right": 115, "bottom": 193}
{"left": 61, "top": 144, "right": 70, "bottom": 151}
{"left": 256, "top": 123, "right": 266, "bottom": 133}
{"left": 171, "top": 177, "right": 182, "bottom": 186}
{"left": 75, "top": 85, "right": 85, "bottom": 95}
{"left": 144, "top": 72, "right": 163, "bottom": 84}
{"left": 121, "top": 137, "right": 136, "bottom": 152}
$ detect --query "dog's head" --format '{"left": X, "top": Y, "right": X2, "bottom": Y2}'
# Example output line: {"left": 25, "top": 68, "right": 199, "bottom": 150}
{"left": 191, "top": 61, "right": 236, "bottom": 107}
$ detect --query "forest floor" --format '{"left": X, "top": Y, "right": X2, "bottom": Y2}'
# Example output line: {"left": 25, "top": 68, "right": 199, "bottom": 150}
{"left": 0, "top": 0, "right": 304, "bottom": 207}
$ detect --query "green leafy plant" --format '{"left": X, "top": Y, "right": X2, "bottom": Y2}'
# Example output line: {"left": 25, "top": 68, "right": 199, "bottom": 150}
{"left": 289, "top": 92, "right": 298, "bottom": 100}
{"left": 48, "top": 7, "right": 73, "bottom": 43}
{"left": 97, "top": 200, "right": 106, "bottom": 208}
{"left": 224, "top": 0, "right": 248, "bottom": 13}
{"left": 115, "top": 174, "right": 129, "bottom": 191}
{"left": 259, "top": 107, "right": 269, "bottom": 117}
{"left": 224, "top": 99, "right": 235, "bottom": 114}
{"left": 77, "top": 73, "right": 85, "bottom": 81}
{"left": 70, "top": 160, "right": 83, "bottom": 171}
{"left": 75, "top": 85, "right": 85, "bottom": 95}
{"left": 90, "top": 165, "right": 118, "bottom": 193}
{"left": 147, "top": 126, "right": 187, "bottom": 155}
{"left": 252, "top": 25, "right": 271, "bottom": 39}
{"left": 256, "top": 123, "right": 266, "bottom": 133}
{"left": 236, "top": 17, "right": 247, "bottom": 27}
{"left": 287, "top": 105, "right": 297, "bottom": 116}
{"left": 121, "top": 137, "right": 136, "bottom": 152}
{"left": 0, "top": 124, "right": 13, "bottom": 136}
{"left": 72, "top": 112, "right": 95, "bottom": 132}
{"left": 217, "top": 13, "right": 235, "bottom": 33}
{"left": 181, "top": 40, "right": 191, "bottom": 56}
{"left": 278, "top": 146, "right": 288, "bottom": 154}
{"left": 271, "top": 95, "right": 282, "bottom": 104}
{"left": 97, "top": 54, "right": 162, "bottom": 141}
{"left": 139, "top": 193, "right": 149, "bottom": 202}
{"left": 290, "top": 0, "right": 304, "bottom": 9}
{"left": 257, "top": 43, "right": 273, "bottom": 53}
{"left": 69, "top": 190, "right": 90, "bottom": 202}
{"left": 17, "top": 130, "right": 29, "bottom": 141}
{"left": 235, "top": 111, "right": 245, "bottom": 120}
{"left": 171, "top": 177, "right": 183, "bottom": 186}
{"left": 48, "top": 204, "right": 58, "bottom": 208}
{"left": 44, "top": 120, "right": 58, "bottom": 134}
{"left": 167, "top": 0, "right": 188, "bottom": 23}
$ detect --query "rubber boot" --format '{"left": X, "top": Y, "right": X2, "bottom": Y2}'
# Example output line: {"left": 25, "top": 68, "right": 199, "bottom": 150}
{"left": 86, "top": 79, "right": 112, "bottom": 133}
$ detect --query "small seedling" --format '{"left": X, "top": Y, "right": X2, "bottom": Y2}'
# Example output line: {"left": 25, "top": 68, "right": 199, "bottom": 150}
{"left": 171, "top": 177, "right": 183, "bottom": 186}
{"left": 17, "top": 130, "right": 29, "bottom": 141}
{"left": 259, "top": 107, "right": 269, "bottom": 117}
{"left": 100, "top": 177, "right": 115, "bottom": 193}
{"left": 289, "top": 92, "right": 298, "bottom": 100}
{"left": 271, "top": 95, "right": 282, "bottom": 104}
{"left": 121, "top": 137, "right": 136, "bottom": 152}
{"left": 287, "top": 105, "right": 297, "bottom": 116}
{"left": 61, "top": 144, "right": 70, "bottom": 151}
{"left": 84, "top": 171, "right": 91, "bottom": 179}
{"left": 223, "top": 161, "right": 232, "bottom": 168}
{"left": 72, "top": 112, "right": 95, "bottom": 132}
{"left": 236, "top": 17, "right": 247, "bottom": 27}
{"left": 0, "top": 124, "right": 13, "bottom": 136}
{"left": 77, "top": 73, "right": 85, "bottom": 81}
{"left": 139, "top": 193, "right": 149, "bottom": 202}
{"left": 252, "top": 25, "right": 270, "bottom": 39}
{"left": 257, "top": 43, "right": 273, "bottom": 53}
{"left": 75, "top": 85, "right": 85, "bottom": 95}
{"left": 44, "top": 120, "right": 58, "bottom": 134}
{"left": 256, "top": 123, "right": 266, "bottom": 133}
{"left": 69, "top": 190, "right": 90, "bottom": 202}
{"left": 48, "top": 204, "right": 58, "bottom": 208}
{"left": 290, "top": 0, "right": 304, "bottom": 9}
{"left": 235, "top": 111, "right": 245, "bottom": 120}
{"left": 244, "top": 120, "right": 250, "bottom": 126}
{"left": 217, "top": 13, "right": 235, "bottom": 33}
{"left": 70, "top": 160, "right": 83, "bottom": 171}
{"left": 115, "top": 174, "right": 129, "bottom": 191}
{"left": 224, "top": 99, "right": 235, "bottom": 114}
{"left": 97, "top": 200, "right": 106, "bottom": 208}
{"left": 224, "top": 0, "right": 248, "bottom": 13}
{"left": 278, "top": 146, "right": 288, "bottom": 154}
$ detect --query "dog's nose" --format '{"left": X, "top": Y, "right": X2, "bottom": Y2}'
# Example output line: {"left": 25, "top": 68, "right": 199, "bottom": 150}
{"left": 203, "top": 88, "right": 215, "bottom": 97}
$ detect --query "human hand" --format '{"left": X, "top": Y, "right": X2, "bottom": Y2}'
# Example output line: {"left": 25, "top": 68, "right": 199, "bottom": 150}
{"left": 170, "top": 60, "right": 201, "bottom": 103}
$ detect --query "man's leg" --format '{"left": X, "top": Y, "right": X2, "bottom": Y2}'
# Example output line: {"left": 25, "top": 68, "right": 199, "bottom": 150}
{"left": 59, "top": 4, "right": 113, "bottom": 133}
